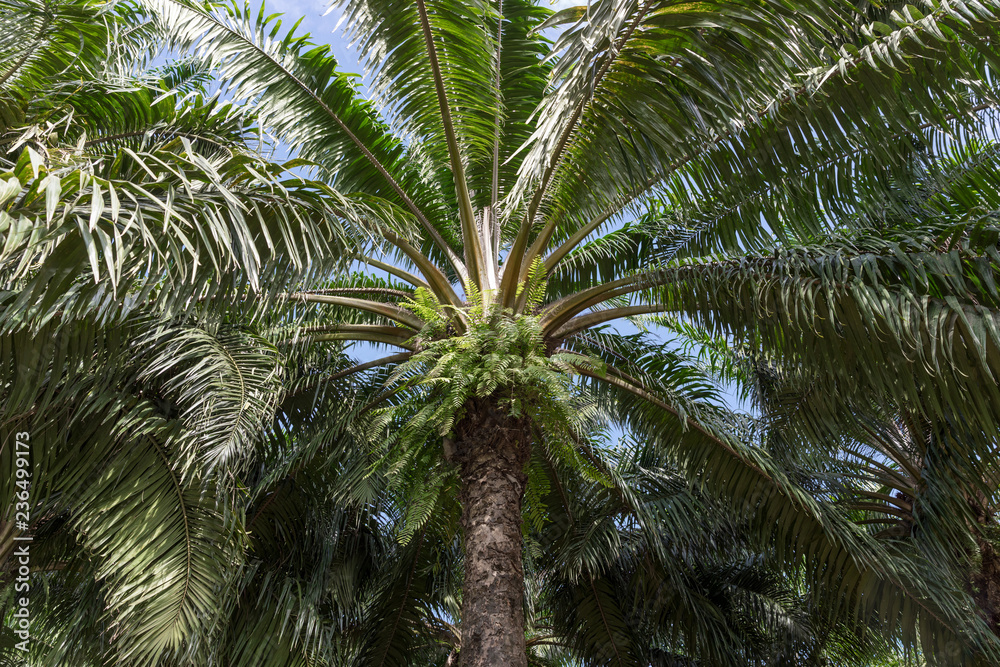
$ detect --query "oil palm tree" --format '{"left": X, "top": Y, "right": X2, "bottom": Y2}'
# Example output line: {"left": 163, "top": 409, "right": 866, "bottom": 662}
{"left": 129, "top": 0, "right": 1000, "bottom": 664}
{"left": 1, "top": 272, "right": 896, "bottom": 664}
{"left": 8, "top": 0, "right": 1000, "bottom": 664}
{"left": 0, "top": 0, "right": 366, "bottom": 662}
{"left": 671, "top": 139, "right": 1000, "bottom": 654}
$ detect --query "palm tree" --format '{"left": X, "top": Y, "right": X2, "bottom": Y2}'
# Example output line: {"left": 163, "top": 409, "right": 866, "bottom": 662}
{"left": 7, "top": 0, "right": 1000, "bottom": 664}
{"left": 132, "top": 0, "right": 1000, "bottom": 664}
{"left": 701, "top": 140, "right": 1000, "bottom": 640}
{"left": 664, "top": 139, "right": 1000, "bottom": 659}
{"left": 1, "top": 263, "right": 895, "bottom": 664}
{"left": 0, "top": 0, "right": 363, "bottom": 662}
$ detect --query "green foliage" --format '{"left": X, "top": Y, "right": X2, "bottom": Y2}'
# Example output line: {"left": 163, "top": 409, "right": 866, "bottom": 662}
{"left": 389, "top": 267, "right": 587, "bottom": 443}
{"left": 7, "top": 0, "right": 1000, "bottom": 664}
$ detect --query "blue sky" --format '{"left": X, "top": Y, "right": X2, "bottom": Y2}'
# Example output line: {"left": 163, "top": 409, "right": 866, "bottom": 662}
{"left": 262, "top": 0, "right": 581, "bottom": 79}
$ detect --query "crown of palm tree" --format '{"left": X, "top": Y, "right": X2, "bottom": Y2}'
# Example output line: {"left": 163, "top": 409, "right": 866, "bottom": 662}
{"left": 6, "top": 0, "right": 1000, "bottom": 664}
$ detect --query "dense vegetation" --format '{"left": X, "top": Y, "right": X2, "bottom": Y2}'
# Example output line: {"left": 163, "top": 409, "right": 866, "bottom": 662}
{"left": 4, "top": 0, "right": 1000, "bottom": 665}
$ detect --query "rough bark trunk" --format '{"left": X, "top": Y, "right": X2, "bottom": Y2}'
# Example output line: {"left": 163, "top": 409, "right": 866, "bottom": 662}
{"left": 0, "top": 517, "right": 13, "bottom": 587}
{"left": 969, "top": 498, "right": 1000, "bottom": 634}
{"left": 971, "top": 537, "right": 1000, "bottom": 633}
{"left": 450, "top": 396, "right": 531, "bottom": 667}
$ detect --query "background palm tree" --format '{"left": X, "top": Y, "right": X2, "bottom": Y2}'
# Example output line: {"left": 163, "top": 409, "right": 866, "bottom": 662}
{"left": 711, "top": 141, "right": 1000, "bottom": 643}
{"left": 0, "top": 0, "right": 364, "bottom": 662}
{"left": 142, "top": 0, "right": 1000, "bottom": 663}
{"left": 6, "top": 0, "right": 1000, "bottom": 665}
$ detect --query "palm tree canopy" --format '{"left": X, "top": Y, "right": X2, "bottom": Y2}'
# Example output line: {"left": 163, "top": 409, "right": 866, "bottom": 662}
{"left": 6, "top": 0, "right": 1000, "bottom": 664}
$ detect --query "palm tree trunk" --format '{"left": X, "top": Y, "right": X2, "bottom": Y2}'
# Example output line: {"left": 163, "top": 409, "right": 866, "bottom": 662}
{"left": 969, "top": 496, "right": 1000, "bottom": 634}
{"left": 451, "top": 396, "right": 531, "bottom": 667}
{"left": 972, "top": 537, "right": 1000, "bottom": 633}
{"left": 0, "top": 516, "right": 14, "bottom": 586}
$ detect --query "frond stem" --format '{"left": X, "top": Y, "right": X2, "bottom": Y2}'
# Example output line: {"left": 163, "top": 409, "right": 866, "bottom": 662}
{"left": 587, "top": 574, "right": 625, "bottom": 666}
{"left": 553, "top": 304, "right": 667, "bottom": 338}
{"left": 0, "top": 13, "right": 52, "bottom": 89}
{"left": 355, "top": 255, "right": 431, "bottom": 291}
{"left": 572, "top": 361, "right": 772, "bottom": 482}
{"left": 324, "top": 352, "right": 413, "bottom": 383}
{"left": 543, "top": 176, "right": 659, "bottom": 274}
{"left": 287, "top": 293, "right": 424, "bottom": 329}
{"left": 145, "top": 433, "right": 194, "bottom": 633}
{"left": 308, "top": 324, "right": 417, "bottom": 350}
{"left": 373, "top": 527, "right": 426, "bottom": 667}
{"left": 383, "top": 230, "right": 464, "bottom": 312}
{"left": 414, "top": 0, "right": 486, "bottom": 288}
{"left": 508, "top": 1, "right": 653, "bottom": 292}
{"left": 295, "top": 287, "right": 411, "bottom": 298}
